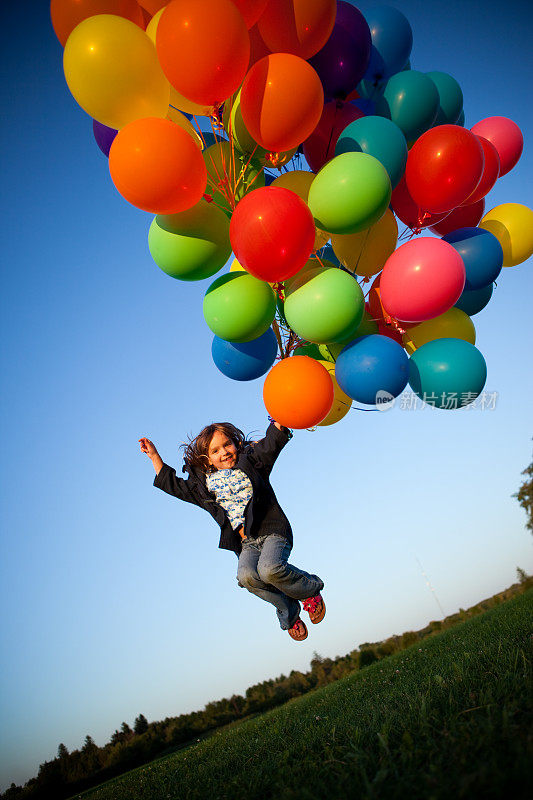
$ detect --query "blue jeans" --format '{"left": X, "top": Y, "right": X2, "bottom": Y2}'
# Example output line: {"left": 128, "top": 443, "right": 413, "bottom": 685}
{"left": 237, "top": 533, "right": 324, "bottom": 630}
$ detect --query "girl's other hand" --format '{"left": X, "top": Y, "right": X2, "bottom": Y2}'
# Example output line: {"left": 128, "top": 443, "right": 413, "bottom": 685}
{"left": 139, "top": 437, "right": 158, "bottom": 457}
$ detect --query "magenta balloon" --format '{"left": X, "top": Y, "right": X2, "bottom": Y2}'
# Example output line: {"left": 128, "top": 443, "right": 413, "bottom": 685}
{"left": 380, "top": 238, "right": 466, "bottom": 323}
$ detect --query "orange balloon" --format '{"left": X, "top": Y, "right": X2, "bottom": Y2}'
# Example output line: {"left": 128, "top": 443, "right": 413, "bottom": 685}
{"left": 109, "top": 117, "right": 207, "bottom": 213}
{"left": 248, "top": 22, "right": 272, "bottom": 69}
{"left": 230, "top": 0, "right": 268, "bottom": 28}
{"left": 241, "top": 53, "right": 323, "bottom": 152}
{"left": 263, "top": 356, "right": 334, "bottom": 429}
{"left": 138, "top": 0, "right": 166, "bottom": 13}
{"left": 258, "top": 0, "right": 336, "bottom": 59}
{"left": 156, "top": 0, "right": 250, "bottom": 106}
{"left": 51, "top": 0, "right": 144, "bottom": 46}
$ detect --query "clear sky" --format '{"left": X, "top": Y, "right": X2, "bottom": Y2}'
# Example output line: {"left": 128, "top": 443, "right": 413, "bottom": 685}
{"left": 1, "top": 0, "right": 532, "bottom": 791}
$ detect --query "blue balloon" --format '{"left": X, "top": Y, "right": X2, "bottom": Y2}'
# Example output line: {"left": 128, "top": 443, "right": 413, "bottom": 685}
{"left": 363, "top": 6, "right": 413, "bottom": 81}
{"left": 335, "top": 115, "right": 407, "bottom": 188}
{"left": 351, "top": 98, "right": 375, "bottom": 116}
{"left": 454, "top": 283, "right": 493, "bottom": 316}
{"left": 335, "top": 334, "right": 409, "bottom": 405}
{"left": 211, "top": 329, "right": 278, "bottom": 381}
{"left": 443, "top": 228, "right": 503, "bottom": 290}
{"left": 408, "top": 338, "right": 487, "bottom": 410}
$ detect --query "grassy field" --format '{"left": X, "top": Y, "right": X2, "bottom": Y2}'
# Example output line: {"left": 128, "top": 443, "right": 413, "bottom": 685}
{"left": 74, "top": 589, "right": 532, "bottom": 800}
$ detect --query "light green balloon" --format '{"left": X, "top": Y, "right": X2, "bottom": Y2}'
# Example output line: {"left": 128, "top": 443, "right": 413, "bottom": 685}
{"left": 148, "top": 200, "right": 231, "bottom": 281}
{"left": 284, "top": 267, "right": 365, "bottom": 344}
{"left": 203, "top": 273, "right": 276, "bottom": 343}
{"left": 308, "top": 152, "right": 392, "bottom": 235}
{"left": 318, "top": 309, "right": 379, "bottom": 360}
{"left": 293, "top": 343, "right": 323, "bottom": 359}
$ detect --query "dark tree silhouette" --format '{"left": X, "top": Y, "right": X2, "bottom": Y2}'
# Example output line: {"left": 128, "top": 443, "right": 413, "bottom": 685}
{"left": 513, "top": 448, "right": 533, "bottom": 534}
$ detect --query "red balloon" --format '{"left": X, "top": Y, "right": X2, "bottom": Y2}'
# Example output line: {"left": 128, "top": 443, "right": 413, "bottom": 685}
{"left": 240, "top": 53, "right": 324, "bottom": 152}
{"left": 380, "top": 238, "right": 466, "bottom": 323}
{"left": 429, "top": 198, "right": 485, "bottom": 236}
{"left": 470, "top": 116, "right": 523, "bottom": 176}
{"left": 461, "top": 135, "right": 500, "bottom": 206}
{"left": 303, "top": 100, "right": 364, "bottom": 173}
{"left": 156, "top": 0, "right": 250, "bottom": 106}
{"left": 247, "top": 22, "right": 272, "bottom": 68}
{"left": 406, "top": 125, "right": 485, "bottom": 214}
{"left": 230, "top": 187, "right": 316, "bottom": 281}
{"left": 391, "top": 175, "right": 449, "bottom": 231}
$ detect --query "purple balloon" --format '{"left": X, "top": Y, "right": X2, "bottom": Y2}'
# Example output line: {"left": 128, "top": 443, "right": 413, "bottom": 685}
{"left": 92, "top": 120, "right": 118, "bottom": 158}
{"left": 309, "top": 1, "right": 371, "bottom": 100}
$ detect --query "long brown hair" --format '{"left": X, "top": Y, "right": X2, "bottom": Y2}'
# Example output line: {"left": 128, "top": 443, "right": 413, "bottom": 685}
{"left": 181, "top": 422, "right": 250, "bottom": 474}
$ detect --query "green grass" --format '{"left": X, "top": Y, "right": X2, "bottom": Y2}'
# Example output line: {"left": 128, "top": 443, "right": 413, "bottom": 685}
{"left": 74, "top": 589, "right": 532, "bottom": 800}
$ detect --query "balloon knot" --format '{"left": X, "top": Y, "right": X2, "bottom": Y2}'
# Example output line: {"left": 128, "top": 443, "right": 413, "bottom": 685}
{"left": 203, "top": 193, "right": 214, "bottom": 203}
{"left": 266, "top": 152, "right": 280, "bottom": 167}
{"left": 273, "top": 282, "right": 285, "bottom": 301}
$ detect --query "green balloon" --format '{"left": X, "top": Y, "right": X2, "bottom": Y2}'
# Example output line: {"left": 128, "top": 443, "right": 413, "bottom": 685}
{"left": 318, "top": 309, "right": 379, "bottom": 361}
{"left": 293, "top": 343, "right": 323, "bottom": 359}
{"left": 308, "top": 152, "right": 391, "bottom": 235}
{"left": 203, "top": 273, "right": 276, "bottom": 342}
{"left": 203, "top": 141, "right": 264, "bottom": 216}
{"left": 375, "top": 70, "right": 439, "bottom": 142}
{"left": 284, "top": 266, "right": 365, "bottom": 344}
{"left": 148, "top": 200, "right": 231, "bottom": 281}
{"left": 426, "top": 71, "right": 463, "bottom": 125}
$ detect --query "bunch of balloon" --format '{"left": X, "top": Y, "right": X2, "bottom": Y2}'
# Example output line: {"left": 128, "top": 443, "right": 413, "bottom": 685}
{"left": 54, "top": 0, "right": 532, "bottom": 426}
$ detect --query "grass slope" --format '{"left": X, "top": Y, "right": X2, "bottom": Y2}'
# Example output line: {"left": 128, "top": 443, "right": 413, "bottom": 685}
{"left": 75, "top": 589, "right": 533, "bottom": 800}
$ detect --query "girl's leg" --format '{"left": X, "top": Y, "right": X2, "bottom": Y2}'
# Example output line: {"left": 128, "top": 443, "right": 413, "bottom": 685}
{"left": 237, "top": 541, "right": 301, "bottom": 630}
{"left": 256, "top": 535, "right": 324, "bottom": 601}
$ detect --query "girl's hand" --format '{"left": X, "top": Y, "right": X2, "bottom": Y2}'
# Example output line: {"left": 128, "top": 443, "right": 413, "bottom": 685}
{"left": 139, "top": 437, "right": 158, "bottom": 458}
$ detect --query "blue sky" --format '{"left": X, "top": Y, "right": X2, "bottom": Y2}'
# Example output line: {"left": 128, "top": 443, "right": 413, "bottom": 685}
{"left": 1, "top": 0, "right": 532, "bottom": 791}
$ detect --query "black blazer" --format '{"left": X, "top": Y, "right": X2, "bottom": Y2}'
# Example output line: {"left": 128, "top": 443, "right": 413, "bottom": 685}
{"left": 153, "top": 423, "right": 293, "bottom": 556}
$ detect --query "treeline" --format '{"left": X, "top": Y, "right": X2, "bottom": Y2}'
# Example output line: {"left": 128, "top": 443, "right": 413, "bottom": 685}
{"left": 3, "top": 572, "right": 531, "bottom": 800}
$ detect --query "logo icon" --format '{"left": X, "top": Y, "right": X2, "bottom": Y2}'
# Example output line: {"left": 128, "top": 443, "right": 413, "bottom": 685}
{"left": 375, "top": 390, "right": 395, "bottom": 412}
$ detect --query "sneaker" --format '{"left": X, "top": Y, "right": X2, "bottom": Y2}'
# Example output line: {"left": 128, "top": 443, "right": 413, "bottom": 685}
{"left": 288, "top": 618, "right": 308, "bottom": 641}
{"left": 302, "top": 594, "right": 326, "bottom": 624}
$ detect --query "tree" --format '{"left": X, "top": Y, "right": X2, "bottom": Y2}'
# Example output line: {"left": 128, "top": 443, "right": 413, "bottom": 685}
{"left": 57, "top": 743, "right": 69, "bottom": 759}
{"left": 134, "top": 714, "right": 149, "bottom": 735}
{"left": 513, "top": 449, "right": 533, "bottom": 534}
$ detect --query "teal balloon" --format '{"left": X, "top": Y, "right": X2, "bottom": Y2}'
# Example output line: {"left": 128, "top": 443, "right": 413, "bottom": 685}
{"left": 148, "top": 200, "right": 231, "bottom": 281}
{"left": 335, "top": 115, "right": 407, "bottom": 189}
{"left": 203, "top": 273, "right": 276, "bottom": 342}
{"left": 308, "top": 152, "right": 391, "bottom": 235}
{"left": 375, "top": 70, "right": 439, "bottom": 143}
{"left": 426, "top": 71, "right": 463, "bottom": 125}
{"left": 284, "top": 266, "right": 365, "bottom": 343}
{"left": 408, "top": 338, "right": 487, "bottom": 409}
{"left": 455, "top": 283, "right": 493, "bottom": 316}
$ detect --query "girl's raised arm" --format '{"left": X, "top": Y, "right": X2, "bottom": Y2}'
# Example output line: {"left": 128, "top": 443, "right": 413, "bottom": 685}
{"left": 139, "top": 437, "right": 164, "bottom": 474}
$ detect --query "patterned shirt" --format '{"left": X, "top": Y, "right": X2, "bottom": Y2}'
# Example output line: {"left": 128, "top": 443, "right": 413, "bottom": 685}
{"left": 205, "top": 469, "right": 253, "bottom": 531}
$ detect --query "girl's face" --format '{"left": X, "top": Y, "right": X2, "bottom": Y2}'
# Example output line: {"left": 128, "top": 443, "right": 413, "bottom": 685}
{"left": 207, "top": 430, "right": 238, "bottom": 471}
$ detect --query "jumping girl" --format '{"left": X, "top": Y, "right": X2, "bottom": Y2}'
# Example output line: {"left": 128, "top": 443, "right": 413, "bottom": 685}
{"left": 139, "top": 421, "right": 325, "bottom": 641}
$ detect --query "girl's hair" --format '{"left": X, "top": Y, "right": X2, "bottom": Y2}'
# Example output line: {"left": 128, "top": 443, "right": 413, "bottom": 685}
{"left": 181, "top": 422, "right": 250, "bottom": 474}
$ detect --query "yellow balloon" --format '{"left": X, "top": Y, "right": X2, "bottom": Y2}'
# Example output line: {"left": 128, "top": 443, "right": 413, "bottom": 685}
{"left": 479, "top": 203, "right": 533, "bottom": 267}
{"left": 63, "top": 15, "right": 169, "bottom": 129}
{"left": 145, "top": 9, "right": 213, "bottom": 117}
{"left": 331, "top": 208, "right": 398, "bottom": 278}
{"left": 316, "top": 361, "right": 352, "bottom": 426}
{"left": 402, "top": 308, "right": 476, "bottom": 355}
{"left": 230, "top": 258, "right": 247, "bottom": 272}
{"left": 166, "top": 107, "right": 203, "bottom": 148}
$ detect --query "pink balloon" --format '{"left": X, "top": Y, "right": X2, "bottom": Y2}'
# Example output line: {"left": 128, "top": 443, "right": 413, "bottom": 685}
{"left": 470, "top": 116, "right": 523, "bottom": 176}
{"left": 380, "top": 238, "right": 466, "bottom": 323}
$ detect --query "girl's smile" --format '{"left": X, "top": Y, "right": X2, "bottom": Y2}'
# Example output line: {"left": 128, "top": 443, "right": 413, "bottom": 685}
{"left": 208, "top": 431, "right": 238, "bottom": 471}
